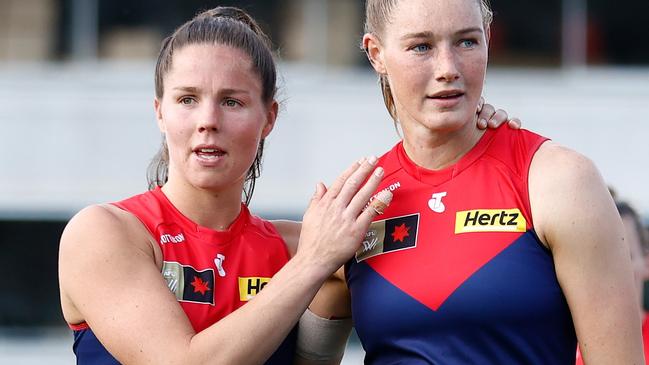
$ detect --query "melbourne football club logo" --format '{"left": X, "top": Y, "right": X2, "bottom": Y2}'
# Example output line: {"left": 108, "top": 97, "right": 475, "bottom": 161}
{"left": 428, "top": 192, "right": 447, "bottom": 213}
{"left": 356, "top": 213, "right": 419, "bottom": 262}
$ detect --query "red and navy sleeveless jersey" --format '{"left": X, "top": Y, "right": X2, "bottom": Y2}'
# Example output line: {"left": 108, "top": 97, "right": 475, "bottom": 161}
{"left": 347, "top": 126, "right": 577, "bottom": 364}
{"left": 70, "top": 187, "right": 296, "bottom": 364}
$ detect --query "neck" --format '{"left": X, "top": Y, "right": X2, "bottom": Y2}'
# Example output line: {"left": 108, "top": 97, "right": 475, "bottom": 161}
{"left": 401, "top": 117, "right": 485, "bottom": 170}
{"left": 161, "top": 177, "right": 244, "bottom": 231}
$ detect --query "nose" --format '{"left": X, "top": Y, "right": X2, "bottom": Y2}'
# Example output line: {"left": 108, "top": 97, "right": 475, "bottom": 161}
{"left": 434, "top": 45, "right": 460, "bottom": 83}
{"left": 198, "top": 103, "right": 219, "bottom": 133}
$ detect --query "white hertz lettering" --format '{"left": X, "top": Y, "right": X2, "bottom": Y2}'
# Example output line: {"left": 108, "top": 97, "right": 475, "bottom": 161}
{"left": 160, "top": 233, "right": 185, "bottom": 244}
{"left": 455, "top": 209, "right": 526, "bottom": 234}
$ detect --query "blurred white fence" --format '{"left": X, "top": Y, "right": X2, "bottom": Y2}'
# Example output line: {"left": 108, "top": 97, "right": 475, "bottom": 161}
{"left": 1, "top": 62, "right": 648, "bottom": 218}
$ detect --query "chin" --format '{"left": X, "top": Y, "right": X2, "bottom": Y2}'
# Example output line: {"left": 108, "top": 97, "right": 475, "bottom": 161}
{"left": 421, "top": 112, "right": 472, "bottom": 132}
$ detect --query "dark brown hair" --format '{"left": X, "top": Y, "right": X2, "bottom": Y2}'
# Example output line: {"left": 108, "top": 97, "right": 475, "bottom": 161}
{"left": 148, "top": 6, "right": 277, "bottom": 205}
{"left": 364, "top": 0, "right": 493, "bottom": 122}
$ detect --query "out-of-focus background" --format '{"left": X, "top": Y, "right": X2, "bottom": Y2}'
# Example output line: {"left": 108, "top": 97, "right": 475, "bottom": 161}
{"left": 0, "top": 0, "right": 647, "bottom": 363}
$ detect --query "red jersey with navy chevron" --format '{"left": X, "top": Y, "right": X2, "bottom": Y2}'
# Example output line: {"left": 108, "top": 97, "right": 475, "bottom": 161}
{"left": 346, "top": 126, "right": 577, "bottom": 364}
{"left": 70, "top": 187, "right": 296, "bottom": 364}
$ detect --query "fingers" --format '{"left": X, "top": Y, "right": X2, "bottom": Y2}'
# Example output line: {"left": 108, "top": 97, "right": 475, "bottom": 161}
{"left": 334, "top": 156, "right": 379, "bottom": 205}
{"left": 487, "top": 109, "right": 508, "bottom": 128}
{"left": 313, "top": 182, "right": 327, "bottom": 201}
{"left": 507, "top": 117, "right": 522, "bottom": 129}
{"left": 357, "top": 190, "right": 393, "bottom": 227}
{"left": 478, "top": 102, "right": 519, "bottom": 129}
{"left": 476, "top": 102, "right": 495, "bottom": 129}
{"left": 346, "top": 165, "right": 385, "bottom": 217}
{"left": 325, "top": 159, "right": 364, "bottom": 198}
{"left": 305, "top": 182, "right": 327, "bottom": 213}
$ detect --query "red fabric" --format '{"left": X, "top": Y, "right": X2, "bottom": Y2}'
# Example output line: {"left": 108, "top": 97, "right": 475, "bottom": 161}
{"left": 106, "top": 187, "right": 290, "bottom": 332}
{"left": 364, "top": 126, "right": 547, "bottom": 311}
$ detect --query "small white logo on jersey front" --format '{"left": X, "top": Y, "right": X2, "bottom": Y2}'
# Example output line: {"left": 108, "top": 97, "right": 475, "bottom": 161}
{"left": 160, "top": 233, "right": 185, "bottom": 244}
{"left": 214, "top": 254, "right": 226, "bottom": 277}
{"left": 428, "top": 192, "right": 448, "bottom": 213}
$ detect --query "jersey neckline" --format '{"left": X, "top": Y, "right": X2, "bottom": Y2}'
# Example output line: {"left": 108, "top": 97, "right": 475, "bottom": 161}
{"left": 395, "top": 127, "right": 497, "bottom": 186}
{"left": 152, "top": 186, "right": 250, "bottom": 244}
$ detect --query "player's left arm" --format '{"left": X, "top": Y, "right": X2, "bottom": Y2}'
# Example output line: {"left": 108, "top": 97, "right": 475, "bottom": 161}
{"left": 272, "top": 220, "right": 352, "bottom": 365}
{"left": 529, "top": 142, "right": 645, "bottom": 364}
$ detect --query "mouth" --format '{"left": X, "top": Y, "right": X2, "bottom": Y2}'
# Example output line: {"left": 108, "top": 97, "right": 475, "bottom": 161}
{"left": 193, "top": 145, "right": 226, "bottom": 160}
{"left": 427, "top": 90, "right": 465, "bottom": 100}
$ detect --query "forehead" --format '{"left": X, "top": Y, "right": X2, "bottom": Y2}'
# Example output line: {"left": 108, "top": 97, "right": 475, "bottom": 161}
{"left": 387, "top": 0, "right": 483, "bottom": 35}
{"left": 165, "top": 43, "right": 259, "bottom": 88}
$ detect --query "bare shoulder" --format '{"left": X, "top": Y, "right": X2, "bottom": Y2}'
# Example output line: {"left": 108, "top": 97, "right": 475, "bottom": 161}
{"left": 270, "top": 220, "right": 302, "bottom": 257}
{"left": 60, "top": 204, "right": 155, "bottom": 259}
{"left": 59, "top": 204, "right": 158, "bottom": 323}
{"left": 530, "top": 145, "right": 643, "bottom": 363}
{"left": 529, "top": 141, "right": 617, "bottom": 249}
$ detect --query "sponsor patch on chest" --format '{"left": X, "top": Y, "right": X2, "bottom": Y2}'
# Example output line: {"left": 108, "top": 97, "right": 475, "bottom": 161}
{"left": 238, "top": 277, "right": 271, "bottom": 301}
{"left": 455, "top": 209, "right": 526, "bottom": 234}
{"left": 356, "top": 214, "right": 419, "bottom": 262}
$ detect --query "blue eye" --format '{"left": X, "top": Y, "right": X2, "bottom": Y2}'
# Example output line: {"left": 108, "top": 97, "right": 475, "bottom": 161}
{"left": 412, "top": 44, "right": 431, "bottom": 53}
{"left": 460, "top": 39, "right": 476, "bottom": 48}
{"left": 179, "top": 97, "right": 195, "bottom": 105}
{"left": 224, "top": 99, "right": 242, "bottom": 107}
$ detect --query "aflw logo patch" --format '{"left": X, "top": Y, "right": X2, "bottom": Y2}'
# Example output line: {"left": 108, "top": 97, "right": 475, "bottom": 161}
{"left": 455, "top": 209, "right": 526, "bottom": 234}
{"left": 238, "top": 277, "right": 270, "bottom": 301}
{"left": 162, "top": 261, "right": 215, "bottom": 305}
{"left": 356, "top": 214, "right": 419, "bottom": 262}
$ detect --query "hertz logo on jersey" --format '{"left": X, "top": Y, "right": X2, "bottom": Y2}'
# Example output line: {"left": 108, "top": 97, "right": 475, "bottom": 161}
{"left": 238, "top": 277, "right": 271, "bottom": 301}
{"left": 455, "top": 209, "right": 526, "bottom": 234}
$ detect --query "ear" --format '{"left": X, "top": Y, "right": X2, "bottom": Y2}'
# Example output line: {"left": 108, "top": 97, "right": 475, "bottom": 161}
{"left": 363, "top": 33, "right": 387, "bottom": 74}
{"left": 261, "top": 100, "right": 278, "bottom": 139}
{"left": 154, "top": 97, "right": 165, "bottom": 133}
{"left": 485, "top": 25, "right": 491, "bottom": 47}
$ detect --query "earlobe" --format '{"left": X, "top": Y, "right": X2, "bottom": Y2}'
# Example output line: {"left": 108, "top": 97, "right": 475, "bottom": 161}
{"left": 261, "top": 101, "right": 278, "bottom": 138}
{"left": 363, "top": 33, "right": 386, "bottom": 74}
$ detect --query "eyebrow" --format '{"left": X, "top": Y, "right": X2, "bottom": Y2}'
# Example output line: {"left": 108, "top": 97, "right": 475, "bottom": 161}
{"left": 400, "top": 27, "right": 484, "bottom": 41}
{"left": 172, "top": 86, "right": 251, "bottom": 95}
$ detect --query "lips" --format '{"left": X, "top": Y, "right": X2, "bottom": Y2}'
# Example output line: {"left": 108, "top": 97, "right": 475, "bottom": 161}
{"left": 193, "top": 145, "right": 226, "bottom": 161}
{"left": 428, "top": 90, "right": 465, "bottom": 99}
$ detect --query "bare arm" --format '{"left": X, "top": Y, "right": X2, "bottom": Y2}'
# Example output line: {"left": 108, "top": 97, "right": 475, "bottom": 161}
{"left": 59, "top": 158, "right": 388, "bottom": 365}
{"left": 529, "top": 143, "right": 644, "bottom": 364}
{"left": 273, "top": 207, "right": 354, "bottom": 365}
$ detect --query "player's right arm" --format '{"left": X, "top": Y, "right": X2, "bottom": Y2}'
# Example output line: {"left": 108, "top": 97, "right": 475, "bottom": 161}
{"left": 60, "top": 157, "right": 387, "bottom": 365}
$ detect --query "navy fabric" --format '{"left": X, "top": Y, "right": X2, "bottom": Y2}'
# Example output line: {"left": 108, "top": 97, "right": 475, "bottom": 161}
{"left": 348, "top": 231, "right": 577, "bottom": 364}
{"left": 73, "top": 326, "right": 297, "bottom": 364}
